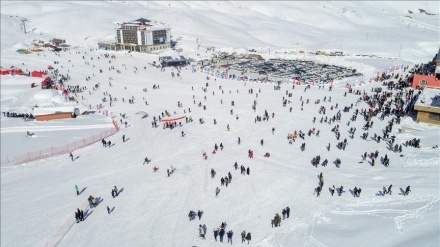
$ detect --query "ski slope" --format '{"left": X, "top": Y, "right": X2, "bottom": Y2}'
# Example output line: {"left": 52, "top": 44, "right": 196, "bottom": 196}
{"left": 1, "top": 1, "right": 439, "bottom": 247}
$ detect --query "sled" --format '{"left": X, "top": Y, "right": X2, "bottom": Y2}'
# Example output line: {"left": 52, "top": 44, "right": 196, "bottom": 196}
{"left": 152, "top": 166, "right": 159, "bottom": 172}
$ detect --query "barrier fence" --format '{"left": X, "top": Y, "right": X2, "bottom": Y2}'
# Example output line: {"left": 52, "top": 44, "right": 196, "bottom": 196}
{"left": 45, "top": 201, "right": 90, "bottom": 247}
{"left": 1, "top": 127, "right": 118, "bottom": 167}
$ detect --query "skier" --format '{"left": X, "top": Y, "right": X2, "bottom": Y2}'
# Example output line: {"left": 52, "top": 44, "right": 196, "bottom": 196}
{"left": 107, "top": 206, "right": 111, "bottom": 214}
{"left": 69, "top": 152, "right": 74, "bottom": 161}
{"left": 80, "top": 210, "right": 84, "bottom": 221}
{"left": 404, "top": 186, "right": 411, "bottom": 196}
{"left": 234, "top": 162, "right": 238, "bottom": 170}
{"left": 261, "top": 139, "right": 264, "bottom": 146}
{"left": 108, "top": 140, "right": 112, "bottom": 147}
{"left": 387, "top": 184, "right": 392, "bottom": 195}
{"left": 241, "top": 230, "right": 246, "bottom": 243}
{"left": 282, "top": 208, "right": 287, "bottom": 219}
{"left": 122, "top": 135, "right": 125, "bottom": 142}
{"left": 286, "top": 206, "right": 290, "bottom": 218}
{"left": 246, "top": 167, "right": 250, "bottom": 175}
{"left": 197, "top": 210, "right": 202, "bottom": 220}
{"left": 167, "top": 169, "right": 170, "bottom": 177}
{"left": 238, "top": 137, "right": 241, "bottom": 145}
{"left": 111, "top": 189, "right": 115, "bottom": 198}
{"left": 75, "top": 185, "right": 80, "bottom": 196}
{"left": 272, "top": 127, "right": 275, "bottom": 135}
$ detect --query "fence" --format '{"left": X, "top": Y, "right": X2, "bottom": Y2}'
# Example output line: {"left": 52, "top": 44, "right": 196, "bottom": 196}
{"left": 45, "top": 201, "right": 90, "bottom": 247}
{"left": 1, "top": 126, "right": 118, "bottom": 167}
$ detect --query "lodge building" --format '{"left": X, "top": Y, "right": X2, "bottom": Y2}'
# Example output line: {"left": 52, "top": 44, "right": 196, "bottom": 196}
{"left": 98, "top": 18, "right": 171, "bottom": 53}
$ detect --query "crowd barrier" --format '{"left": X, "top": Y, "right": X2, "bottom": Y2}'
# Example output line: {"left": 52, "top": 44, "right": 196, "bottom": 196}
{"left": 1, "top": 127, "right": 118, "bottom": 167}
{"left": 45, "top": 201, "right": 89, "bottom": 247}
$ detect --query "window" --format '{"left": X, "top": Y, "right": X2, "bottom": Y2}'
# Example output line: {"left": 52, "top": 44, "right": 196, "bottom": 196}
{"left": 429, "top": 113, "right": 440, "bottom": 121}
{"left": 419, "top": 80, "right": 428, "bottom": 86}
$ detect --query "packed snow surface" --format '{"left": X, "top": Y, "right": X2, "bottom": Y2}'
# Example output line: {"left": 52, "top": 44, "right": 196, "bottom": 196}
{"left": 1, "top": 1, "right": 439, "bottom": 247}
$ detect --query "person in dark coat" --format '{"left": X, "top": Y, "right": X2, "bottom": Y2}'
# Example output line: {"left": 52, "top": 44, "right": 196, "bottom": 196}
{"left": 197, "top": 210, "right": 202, "bottom": 220}
{"left": 69, "top": 153, "right": 74, "bottom": 161}
{"left": 219, "top": 228, "right": 225, "bottom": 242}
{"left": 227, "top": 230, "right": 233, "bottom": 244}
{"left": 75, "top": 211, "right": 79, "bottom": 222}
{"left": 286, "top": 206, "right": 290, "bottom": 218}
{"left": 404, "top": 186, "right": 411, "bottom": 195}
{"left": 213, "top": 228, "right": 219, "bottom": 241}
{"left": 245, "top": 232, "right": 251, "bottom": 244}
{"left": 246, "top": 167, "right": 250, "bottom": 175}
{"left": 80, "top": 210, "right": 84, "bottom": 221}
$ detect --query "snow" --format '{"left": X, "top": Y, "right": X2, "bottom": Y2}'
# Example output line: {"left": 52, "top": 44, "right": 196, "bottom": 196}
{"left": 415, "top": 87, "right": 440, "bottom": 108}
{"left": 1, "top": 1, "right": 439, "bottom": 247}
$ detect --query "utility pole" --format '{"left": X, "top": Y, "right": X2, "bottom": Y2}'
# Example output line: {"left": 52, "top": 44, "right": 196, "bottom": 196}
{"left": 21, "top": 18, "right": 27, "bottom": 34}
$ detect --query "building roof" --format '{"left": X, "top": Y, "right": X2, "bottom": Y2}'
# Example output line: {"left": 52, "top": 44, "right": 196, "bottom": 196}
{"left": 414, "top": 87, "right": 440, "bottom": 110}
{"left": 134, "top": 18, "right": 151, "bottom": 23}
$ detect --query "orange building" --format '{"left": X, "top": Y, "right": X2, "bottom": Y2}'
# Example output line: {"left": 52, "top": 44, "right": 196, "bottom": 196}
{"left": 412, "top": 74, "right": 440, "bottom": 89}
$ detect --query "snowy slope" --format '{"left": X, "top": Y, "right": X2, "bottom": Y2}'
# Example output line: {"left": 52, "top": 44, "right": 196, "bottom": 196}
{"left": 1, "top": 1, "right": 439, "bottom": 247}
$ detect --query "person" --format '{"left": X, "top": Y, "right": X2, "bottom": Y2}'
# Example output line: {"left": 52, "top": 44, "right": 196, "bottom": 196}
{"left": 286, "top": 206, "right": 290, "bottom": 218}
{"left": 107, "top": 206, "right": 111, "bottom": 214}
{"left": 331, "top": 185, "right": 335, "bottom": 196}
{"left": 113, "top": 186, "right": 118, "bottom": 196}
{"left": 260, "top": 139, "right": 264, "bottom": 146}
{"left": 404, "top": 186, "right": 411, "bottom": 196}
{"left": 216, "top": 187, "right": 220, "bottom": 197}
{"left": 75, "top": 185, "right": 80, "bottom": 196}
{"left": 219, "top": 228, "right": 225, "bottom": 242}
{"left": 197, "top": 210, "right": 202, "bottom": 220}
{"left": 122, "top": 135, "right": 125, "bottom": 142}
{"left": 272, "top": 127, "right": 275, "bottom": 135}
{"left": 214, "top": 228, "right": 219, "bottom": 241}
{"left": 111, "top": 189, "right": 115, "bottom": 198}
{"left": 282, "top": 208, "right": 287, "bottom": 219}
{"left": 227, "top": 230, "right": 233, "bottom": 244}
{"left": 387, "top": 184, "right": 392, "bottom": 195}
{"left": 167, "top": 169, "right": 170, "bottom": 177}
{"left": 245, "top": 232, "right": 251, "bottom": 244}
{"left": 199, "top": 225, "right": 205, "bottom": 239}
{"left": 88, "top": 195, "right": 95, "bottom": 208}
{"left": 181, "top": 131, "right": 185, "bottom": 137}
{"left": 238, "top": 137, "right": 241, "bottom": 145}
{"left": 69, "top": 152, "right": 74, "bottom": 161}
{"left": 188, "top": 211, "right": 194, "bottom": 221}
{"left": 108, "top": 140, "right": 112, "bottom": 147}
{"left": 241, "top": 230, "right": 246, "bottom": 243}
{"left": 246, "top": 167, "right": 250, "bottom": 175}
{"left": 143, "top": 157, "right": 150, "bottom": 165}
